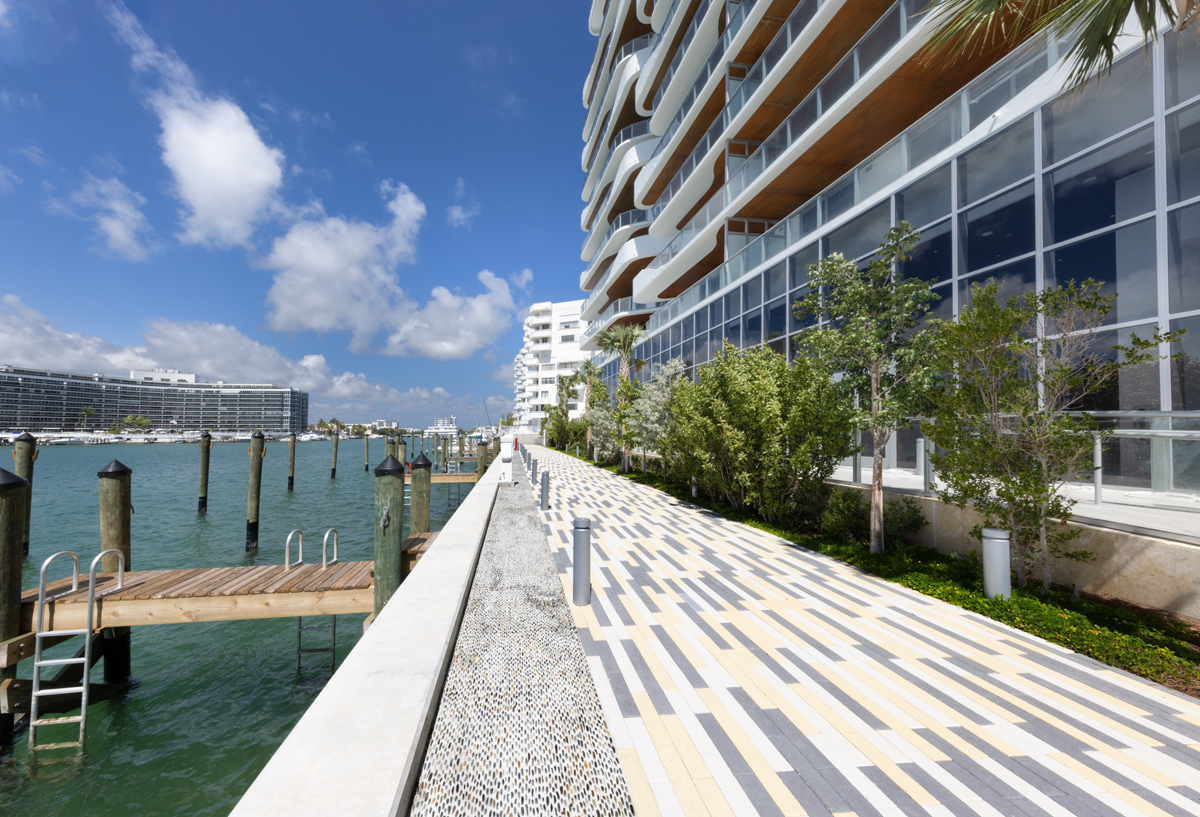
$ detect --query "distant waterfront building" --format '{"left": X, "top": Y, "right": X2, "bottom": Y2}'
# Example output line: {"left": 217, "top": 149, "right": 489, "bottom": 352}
{"left": 0, "top": 365, "right": 309, "bottom": 433}
{"left": 512, "top": 300, "right": 592, "bottom": 434}
{"left": 580, "top": 1, "right": 1200, "bottom": 490}
{"left": 424, "top": 416, "right": 459, "bottom": 438}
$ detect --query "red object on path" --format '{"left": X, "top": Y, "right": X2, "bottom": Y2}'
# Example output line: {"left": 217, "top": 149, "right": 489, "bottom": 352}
{"left": 514, "top": 437, "right": 519, "bottom": 451}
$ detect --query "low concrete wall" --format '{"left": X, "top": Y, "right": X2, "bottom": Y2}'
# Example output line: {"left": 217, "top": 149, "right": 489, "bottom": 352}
{"left": 833, "top": 482, "right": 1200, "bottom": 620}
{"left": 230, "top": 459, "right": 503, "bottom": 817}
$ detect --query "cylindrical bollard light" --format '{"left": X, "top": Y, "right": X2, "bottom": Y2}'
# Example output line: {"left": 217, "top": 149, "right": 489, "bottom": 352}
{"left": 540, "top": 471, "right": 550, "bottom": 511}
{"left": 981, "top": 528, "right": 1011, "bottom": 600}
{"left": 1094, "top": 434, "right": 1103, "bottom": 505}
{"left": 915, "top": 438, "right": 925, "bottom": 478}
{"left": 247, "top": 431, "right": 265, "bottom": 550}
{"left": 373, "top": 455, "right": 406, "bottom": 616}
{"left": 330, "top": 430, "right": 339, "bottom": 479}
{"left": 0, "top": 468, "right": 28, "bottom": 745}
{"left": 573, "top": 517, "right": 591, "bottom": 606}
{"left": 288, "top": 431, "right": 297, "bottom": 491}
{"left": 98, "top": 459, "right": 133, "bottom": 682}
{"left": 198, "top": 431, "right": 212, "bottom": 512}
{"left": 12, "top": 432, "right": 35, "bottom": 556}
{"left": 410, "top": 453, "right": 432, "bottom": 535}
{"left": 691, "top": 476, "right": 698, "bottom": 500}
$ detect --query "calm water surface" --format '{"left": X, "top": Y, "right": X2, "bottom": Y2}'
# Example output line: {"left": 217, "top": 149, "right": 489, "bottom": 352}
{"left": 0, "top": 437, "right": 468, "bottom": 816}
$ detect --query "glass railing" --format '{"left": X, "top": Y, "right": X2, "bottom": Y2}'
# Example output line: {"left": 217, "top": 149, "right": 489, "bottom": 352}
{"left": 582, "top": 224, "right": 655, "bottom": 315}
{"left": 582, "top": 297, "right": 671, "bottom": 343}
{"left": 655, "top": 0, "right": 911, "bottom": 213}
{"left": 653, "top": 0, "right": 721, "bottom": 110}
{"left": 646, "top": 0, "right": 929, "bottom": 276}
{"left": 588, "top": 120, "right": 654, "bottom": 204}
{"left": 645, "top": 34, "right": 1057, "bottom": 333}
{"left": 584, "top": 34, "right": 657, "bottom": 148}
{"left": 582, "top": 206, "right": 653, "bottom": 256}
{"left": 653, "top": 0, "right": 758, "bottom": 160}
{"left": 584, "top": 38, "right": 612, "bottom": 109}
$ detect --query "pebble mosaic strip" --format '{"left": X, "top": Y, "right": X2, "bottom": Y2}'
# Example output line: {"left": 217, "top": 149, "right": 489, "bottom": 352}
{"left": 534, "top": 445, "right": 1200, "bottom": 817}
{"left": 410, "top": 458, "right": 635, "bottom": 817}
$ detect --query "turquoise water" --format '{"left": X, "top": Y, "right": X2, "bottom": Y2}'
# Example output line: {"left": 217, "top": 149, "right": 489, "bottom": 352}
{"left": 0, "top": 437, "right": 469, "bottom": 816}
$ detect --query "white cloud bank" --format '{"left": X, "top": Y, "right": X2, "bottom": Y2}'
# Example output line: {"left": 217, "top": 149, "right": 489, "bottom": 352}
{"left": 54, "top": 172, "right": 157, "bottom": 261}
{"left": 103, "top": 1, "right": 284, "bottom": 248}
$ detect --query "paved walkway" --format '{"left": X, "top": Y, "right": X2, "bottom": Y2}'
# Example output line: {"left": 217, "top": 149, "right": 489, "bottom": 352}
{"left": 530, "top": 445, "right": 1200, "bottom": 817}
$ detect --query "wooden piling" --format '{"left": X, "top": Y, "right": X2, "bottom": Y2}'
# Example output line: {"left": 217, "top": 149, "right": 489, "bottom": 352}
{"left": 12, "top": 432, "right": 35, "bottom": 556}
{"left": 373, "top": 455, "right": 406, "bottom": 616}
{"left": 0, "top": 468, "right": 28, "bottom": 745}
{"left": 458, "top": 434, "right": 464, "bottom": 457}
{"left": 330, "top": 431, "right": 339, "bottom": 479}
{"left": 247, "top": 431, "right": 265, "bottom": 551}
{"left": 364, "top": 433, "right": 370, "bottom": 472}
{"left": 288, "top": 432, "right": 297, "bottom": 491}
{"left": 476, "top": 441, "right": 487, "bottom": 481}
{"left": 98, "top": 459, "right": 132, "bottom": 682}
{"left": 198, "top": 431, "right": 211, "bottom": 513}
{"left": 397, "top": 438, "right": 407, "bottom": 467}
{"left": 410, "top": 453, "right": 431, "bottom": 535}
{"left": 442, "top": 438, "right": 449, "bottom": 473}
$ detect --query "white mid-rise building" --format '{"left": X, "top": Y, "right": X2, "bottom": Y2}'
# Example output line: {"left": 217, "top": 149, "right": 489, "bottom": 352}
{"left": 512, "top": 300, "right": 592, "bottom": 434}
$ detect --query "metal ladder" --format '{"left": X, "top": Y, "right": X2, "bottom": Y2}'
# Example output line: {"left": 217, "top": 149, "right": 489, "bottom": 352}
{"left": 291, "top": 529, "right": 339, "bottom": 673}
{"left": 29, "top": 549, "right": 125, "bottom": 756}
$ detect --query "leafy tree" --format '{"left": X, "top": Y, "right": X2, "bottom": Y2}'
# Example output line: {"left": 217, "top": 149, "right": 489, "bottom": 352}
{"left": 924, "top": 0, "right": 1197, "bottom": 89}
{"left": 582, "top": 400, "right": 623, "bottom": 464}
{"left": 629, "top": 358, "right": 685, "bottom": 474}
{"left": 597, "top": 324, "right": 646, "bottom": 472}
{"left": 794, "top": 223, "right": 938, "bottom": 552}
{"left": 499, "top": 412, "right": 517, "bottom": 427}
{"left": 665, "top": 343, "right": 855, "bottom": 525}
{"left": 545, "top": 404, "right": 570, "bottom": 449}
{"left": 925, "top": 279, "right": 1179, "bottom": 594}
{"left": 575, "top": 359, "right": 605, "bottom": 459}
{"left": 76, "top": 405, "right": 96, "bottom": 431}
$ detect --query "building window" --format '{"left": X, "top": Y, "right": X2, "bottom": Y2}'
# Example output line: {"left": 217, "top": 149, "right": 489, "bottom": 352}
{"left": 561, "top": 335, "right": 576, "bottom": 343}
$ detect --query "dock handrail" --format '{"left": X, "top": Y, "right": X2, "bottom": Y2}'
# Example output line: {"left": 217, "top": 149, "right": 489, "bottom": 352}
{"left": 89, "top": 549, "right": 126, "bottom": 599}
{"left": 285, "top": 529, "right": 304, "bottom": 571}
{"left": 321, "top": 529, "right": 338, "bottom": 570}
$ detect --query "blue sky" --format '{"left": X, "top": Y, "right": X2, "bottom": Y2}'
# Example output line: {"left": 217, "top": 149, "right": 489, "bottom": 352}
{"left": 0, "top": 1, "right": 595, "bottom": 428}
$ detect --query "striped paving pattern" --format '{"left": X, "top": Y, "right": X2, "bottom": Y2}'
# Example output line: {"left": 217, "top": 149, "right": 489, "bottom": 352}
{"left": 529, "top": 445, "right": 1200, "bottom": 817}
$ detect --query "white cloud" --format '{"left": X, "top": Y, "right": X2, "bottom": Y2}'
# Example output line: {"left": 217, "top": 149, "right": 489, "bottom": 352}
{"left": 0, "top": 295, "right": 156, "bottom": 373}
{"left": 103, "top": 1, "right": 284, "bottom": 248}
{"left": 13, "top": 144, "right": 47, "bottom": 165}
{"left": 509, "top": 267, "right": 533, "bottom": 291}
{"left": 0, "top": 2, "right": 11, "bottom": 30}
{"left": 383, "top": 270, "right": 517, "bottom": 360}
{"left": 345, "top": 142, "right": 371, "bottom": 166}
{"left": 446, "top": 176, "right": 481, "bottom": 228}
{"left": 0, "top": 164, "right": 19, "bottom": 192}
{"left": 56, "top": 173, "right": 157, "bottom": 261}
{"left": 0, "top": 91, "right": 41, "bottom": 112}
{"left": 263, "top": 180, "right": 425, "bottom": 350}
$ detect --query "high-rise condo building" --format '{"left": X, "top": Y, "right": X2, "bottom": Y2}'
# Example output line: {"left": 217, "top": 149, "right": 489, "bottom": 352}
{"left": 512, "top": 300, "right": 592, "bottom": 434}
{"left": 579, "top": 0, "right": 1200, "bottom": 491}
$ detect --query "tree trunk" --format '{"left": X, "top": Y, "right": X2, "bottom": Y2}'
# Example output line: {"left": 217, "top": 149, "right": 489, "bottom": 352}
{"left": 586, "top": 427, "right": 594, "bottom": 460}
{"left": 870, "top": 447, "right": 885, "bottom": 553}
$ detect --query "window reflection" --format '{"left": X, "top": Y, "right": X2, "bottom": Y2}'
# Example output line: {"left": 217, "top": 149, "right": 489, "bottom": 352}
{"left": 962, "top": 183, "right": 1035, "bottom": 272}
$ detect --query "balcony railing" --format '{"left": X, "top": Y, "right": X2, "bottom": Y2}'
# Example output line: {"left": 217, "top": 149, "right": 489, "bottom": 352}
{"left": 584, "top": 33, "right": 656, "bottom": 149}
{"left": 653, "top": 0, "right": 723, "bottom": 110}
{"left": 645, "top": 34, "right": 1059, "bottom": 333}
{"left": 582, "top": 297, "right": 671, "bottom": 343}
{"left": 645, "top": 0, "right": 928, "bottom": 276}
{"left": 589, "top": 120, "right": 654, "bottom": 203}
{"left": 582, "top": 206, "right": 653, "bottom": 257}
{"left": 653, "top": 0, "right": 758, "bottom": 160}
{"left": 581, "top": 217, "right": 655, "bottom": 315}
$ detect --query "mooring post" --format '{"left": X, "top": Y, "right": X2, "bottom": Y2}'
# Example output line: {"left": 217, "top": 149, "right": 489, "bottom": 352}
{"left": 373, "top": 455, "right": 406, "bottom": 617}
{"left": 458, "top": 434, "right": 464, "bottom": 457}
{"left": 573, "top": 517, "right": 591, "bottom": 606}
{"left": 540, "top": 471, "right": 550, "bottom": 511}
{"left": 330, "top": 430, "right": 339, "bottom": 479}
{"left": 288, "top": 432, "right": 296, "bottom": 491}
{"left": 398, "top": 437, "right": 407, "bottom": 467}
{"left": 0, "top": 468, "right": 28, "bottom": 746}
{"left": 443, "top": 438, "right": 450, "bottom": 473}
{"left": 476, "top": 442, "right": 487, "bottom": 481}
{"left": 12, "top": 432, "right": 35, "bottom": 556}
{"left": 198, "top": 431, "right": 212, "bottom": 512}
{"left": 364, "top": 433, "right": 370, "bottom": 472}
{"left": 410, "top": 453, "right": 431, "bottom": 535}
{"left": 98, "top": 459, "right": 132, "bottom": 682}
{"left": 247, "top": 431, "right": 265, "bottom": 551}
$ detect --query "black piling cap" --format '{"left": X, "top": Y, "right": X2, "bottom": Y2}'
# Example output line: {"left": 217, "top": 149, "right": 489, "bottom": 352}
{"left": 0, "top": 467, "right": 29, "bottom": 491}
{"left": 374, "top": 455, "right": 405, "bottom": 477}
{"left": 15, "top": 432, "right": 36, "bottom": 443}
{"left": 251, "top": 431, "right": 265, "bottom": 439}
{"left": 387, "top": 435, "right": 395, "bottom": 444}
{"left": 98, "top": 459, "right": 132, "bottom": 479}
{"left": 411, "top": 453, "right": 432, "bottom": 470}
{"left": 200, "top": 430, "right": 211, "bottom": 439}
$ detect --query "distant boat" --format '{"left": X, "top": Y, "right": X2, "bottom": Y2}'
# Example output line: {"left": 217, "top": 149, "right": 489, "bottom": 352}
{"left": 47, "top": 437, "right": 85, "bottom": 445}
{"left": 424, "top": 416, "right": 458, "bottom": 438}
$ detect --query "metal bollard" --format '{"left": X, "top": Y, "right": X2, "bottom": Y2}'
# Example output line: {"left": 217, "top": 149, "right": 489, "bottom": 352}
{"left": 573, "top": 517, "right": 591, "bottom": 605}
{"left": 1093, "top": 435, "right": 1103, "bottom": 505}
{"left": 981, "top": 528, "right": 1011, "bottom": 600}
{"left": 915, "top": 438, "right": 925, "bottom": 478}
{"left": 531, "top": 458, "right": 538, "bottom": 483}
{"left": 540, "top": 472, "right": 550, "bottom": 511}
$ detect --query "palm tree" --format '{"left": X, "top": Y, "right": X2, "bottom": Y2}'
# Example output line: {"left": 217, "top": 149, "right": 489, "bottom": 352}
{"left": 575, "top": 359, "right": 604, "bottom": 459}
{"left": 925, "top": 0, "right": 1197, "bottom": 88}
{"left": 598, "top": 324, "right": 647, "bottom": 471}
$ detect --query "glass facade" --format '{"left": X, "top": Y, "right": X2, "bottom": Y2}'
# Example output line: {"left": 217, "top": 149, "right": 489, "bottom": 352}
{"left": 0, "top": 367, "right": 309, "bottom": 433}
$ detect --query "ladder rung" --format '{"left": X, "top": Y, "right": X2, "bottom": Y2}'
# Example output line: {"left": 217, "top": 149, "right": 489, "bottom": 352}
{"left": 299, "top": 624, "right": 335, "bottom": 631}
{"left": 35, "top": 656, "right": 87, "bottom": 667}
{"left": 298, "top": 648, "right": 335, "bottom": 654}
{"left": 33, "top": 716, "right": 83, "bottom": 726}
{"left": 31, "top": 741, "right": 83, "bottom": 751}
{"left": 34, "top": 686, "right": 85, "bottom": 697}
{"left": 40, "top": 629, "right": 88, "bottom": 638}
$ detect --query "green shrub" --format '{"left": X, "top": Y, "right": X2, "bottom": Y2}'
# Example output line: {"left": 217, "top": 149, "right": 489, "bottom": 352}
{"left": 820, "top": 490, "right": 927, "bottom": 545}
{"left": 884, "top": 496, "right": 927, "bottom": 544}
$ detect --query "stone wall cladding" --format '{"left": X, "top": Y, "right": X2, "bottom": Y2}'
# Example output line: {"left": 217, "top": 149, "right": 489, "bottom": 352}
{"left": 410, "top": 458, "right": 634, "bottom": 817}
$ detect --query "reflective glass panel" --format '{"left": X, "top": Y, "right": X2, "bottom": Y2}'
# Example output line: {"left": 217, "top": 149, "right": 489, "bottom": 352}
{"left": 1167, "top": 28, "right": 1200, "bottom": 108}
{"left": 958, "top": 115, "right": 1033, "bottom": 206}
{"left": 694, "top": 307, "right": 708, "bottom": 334}
{"left": 1170, "top": 202, "right": 1200, "bottom": 312}
{"left": 724, "top": 288, "right": 741, "bottom": 317}
{"left": 743, "top": 275, "right": 762, "bottom": 310}
{"left": 765, "top": 262, "right": 787, "bottom": 301}
{"left": 670, "top": 321, "right": 681, "bottom": 345}
{"left": 1168, "top": 101, "right": 1200, "bottom": 205}
{"left": 962, "top": 183, "right": 1035, "bottom": 272}
{"left": 957, "top": 257, "right": 1036, "bottom": 308}
{"left": 902, "top": 219, "right": 952, "bottom": 284}
{"left": 1044, "top": 54, "right": 1153, "bottom": 164}
{"left": 743, "top": 308, "right": 763, "bottom": 346}
{"left": 1047, "top": 219, "right": 1157, "bottom": 325}
{"left": 726, "top": 319, "right": 741, "bottom": 348}
{"left": 1071, "top": 324, "right": 1160, "bottom": 411}
{"left": 789, "top": 243, "right": 819, "bottom": 288}
{"left": 827, "top": 201, "right": 890, "bottom": 260}
{"left": 1046, "top": 126, "right": 1154, "bottom": 243}
{"left": 709, "top": 299, "right": 724, "bottom": 326}
{"left": 766, "top": 297, "right": 787, "bottom": 341}
{"left": 899, "top": 164, "right": 951, "bottom": 229}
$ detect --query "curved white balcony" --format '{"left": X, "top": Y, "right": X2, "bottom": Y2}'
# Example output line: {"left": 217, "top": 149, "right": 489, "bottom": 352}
{"left": 634, "top": 0, "right": 696, "bottom": 116}
{"left": 649, "top": 0, "right": 722, "bottom": 122}
{"left": 637, "top": 0, "right": 654, "bottom": 24}
{"left": 581, "top": 233, "right": 668, "bottom": 319}
{"left": 582, "top": 133, "right": 656, "bottom": 237}
{"left": 582, "top": 119, "right": 654, "bottom": 208}
{"left": 580, "top": 296, "right": 670, "bottom": 350}
{"left": 582, "top": 33, "right": 655, "bottom": 159}
{"left": 581, "top": 205, "right": 653, "bottom": 263}
{"left": 589, "top": 0, "right": 609, "bottom": 35}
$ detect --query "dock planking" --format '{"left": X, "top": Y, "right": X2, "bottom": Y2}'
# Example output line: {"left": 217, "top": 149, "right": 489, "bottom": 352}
{"left": 16, "top": 561, "right": 375, "bottom": 634}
